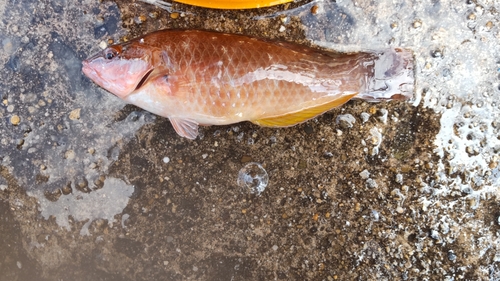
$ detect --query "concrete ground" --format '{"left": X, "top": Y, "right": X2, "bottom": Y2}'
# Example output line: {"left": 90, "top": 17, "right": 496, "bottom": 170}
{"left": 0, "top": 0, "right": 499, "bottom": 280}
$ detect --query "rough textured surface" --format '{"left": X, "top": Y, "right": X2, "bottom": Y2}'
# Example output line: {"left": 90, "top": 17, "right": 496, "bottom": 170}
{"left": 0, "top": 0, "right": 499, "bottom": 280}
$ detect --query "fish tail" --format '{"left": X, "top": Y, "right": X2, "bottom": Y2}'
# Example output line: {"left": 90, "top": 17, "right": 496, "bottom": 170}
{"left": 356, "top": 48, "right": 415, "bottom": 102}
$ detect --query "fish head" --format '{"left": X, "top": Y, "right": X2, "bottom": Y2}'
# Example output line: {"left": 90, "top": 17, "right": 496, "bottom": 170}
{"left": 82, "top": 43, "right": 155, "bottom": 99}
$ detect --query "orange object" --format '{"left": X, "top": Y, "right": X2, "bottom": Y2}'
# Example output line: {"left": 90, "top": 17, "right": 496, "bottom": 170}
{"left": 174, "top": 0, "right": 293, "bottom": 9}
{"left": 82, "top": 30, "right": 414, "bottom": 139}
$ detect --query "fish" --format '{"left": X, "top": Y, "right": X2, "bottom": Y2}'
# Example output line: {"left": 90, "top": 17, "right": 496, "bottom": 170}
{"left": 140, "top": 0, "right": 293, "bottom": 10}
{"left": 82, "top": 29, "right": 414, "bottom": 139}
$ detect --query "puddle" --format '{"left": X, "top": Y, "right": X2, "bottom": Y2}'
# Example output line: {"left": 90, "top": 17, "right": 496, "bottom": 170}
{"left": 29, "top": 177, "right": 134, "bottom": 236}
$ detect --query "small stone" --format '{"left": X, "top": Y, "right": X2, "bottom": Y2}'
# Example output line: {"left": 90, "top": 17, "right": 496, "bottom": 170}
{"left": 430, "top": 229, "right": 440, "bottom": 240}
{"left": 448, "top": 251, "right": 456, "bottom": 261}
{"left": 64, "top": 150, "right": 75, "bottom": 160}
{"left": 99, "top": 41, "right": 107, "bottom": 49}
{"left": 360, "top": 112, "right": 370, "bottom": 123}
{"left": 304, "top": 124, "right": 313, "bottom": 134}
{"left": 359, "top": 170, "right": 370, "bottom": 179}
{"left": 279, "top": 25, "right": 286, "bottom": 32}
{"left": 69, "top": 108, "right": 81, "bottom": 120}
{"left": 412, "top": 20, "right": 422, "bottom": 28}
{"left": 149, "top": 11, "right": 159, "bottom": 19}
{"left": 336, "top": 114, "right": 356, "bottom": 128}
{"left": 7, "top": 105, "right": 14, "bottom": 112}
{"left": 354, "top": 202, "right": 361, "bottom": 212}
{"left": 10, "top": 115, "right": 20, "bottom": 125}
{"left": 310, "top": 5, "right": 318, "bottom": 14}
{"left": 396, "top": 206, "right": 404, "bottom": 213}
{"left": 170, "top": 12, "right": 179, "bottom": 19}
{"left": 240, "top": 155, "right": 253, "bottom": 163}
{"left": 431, "top": 49, "right": 443, "bottom": 58}
{"left": 61, "top": 183, "right": 72, "bottom": 195}
{"left": 297, "top": 160, "right": 307, "bottom": 169}
{"left": 368, "top": 106, "right": 377, "bottom": 114}
{"left": 163, "top": 157, "right": 170, "bottom": 163}
{"left": 272, "top": 245, "right": 278, "bottom": 251}
{"left": 395, "top": 173, "right": 403, "bottom": 184}
{"left": 366, "top": 178, "right": 378, "bottom": 188}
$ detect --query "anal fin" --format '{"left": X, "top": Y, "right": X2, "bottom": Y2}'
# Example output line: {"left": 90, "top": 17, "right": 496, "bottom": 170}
{"left": 169, "top": 118, "right": 199, "bottom": 139}
{"left": 252, "top": 93, "right": 357, "bottom": 127}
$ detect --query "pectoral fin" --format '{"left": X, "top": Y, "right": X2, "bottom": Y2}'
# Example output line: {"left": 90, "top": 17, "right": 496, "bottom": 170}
{"left": 252, "top": 93, "right": 357, "bottom": 127}
{"left": 169, "top": 118, "right": 199, "bottom": 139}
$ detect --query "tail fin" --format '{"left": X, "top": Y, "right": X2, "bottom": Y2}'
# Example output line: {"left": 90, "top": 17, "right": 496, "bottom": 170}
{"left": 356, "top": 48, "right": 415, "bottom": 101}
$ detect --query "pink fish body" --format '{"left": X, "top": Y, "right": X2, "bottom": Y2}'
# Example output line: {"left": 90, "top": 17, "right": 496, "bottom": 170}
{"left": 82, "top": 30, "right": 414, "bottom": 139}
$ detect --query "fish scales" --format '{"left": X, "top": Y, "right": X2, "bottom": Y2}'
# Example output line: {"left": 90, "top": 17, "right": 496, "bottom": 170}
{"left": 82, "top": 30, "right": 414, "bottom": 139}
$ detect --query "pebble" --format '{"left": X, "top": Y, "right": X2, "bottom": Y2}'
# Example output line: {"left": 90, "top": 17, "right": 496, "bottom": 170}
{"left": 448, "top": 251, "right": 456, "bottom": 261}
{"left": 336, "top": 114, "right": 356, "bottom": 128}
{"left": 366, "top": 178, "right": 378, "bottom": 188}
{"left": 354, "top": 202, "right": 361, "bottom": 212}
{"left": 64, "top": 150, "right": 75, "bottom": 160}
{"left": 360, "top": 112, "right": 370, "bottom": 123}
{"left": 10, "top": 115, "right": 20, "bottom": 125}
{"left": 69, "top": 108, "right": 81, "bottom": 120}
{"left": 359, "top": 170, "right": 370, "bottom": 179}
{"left": 99, "top": 41, "right": 107, "bottom": 49}
{"left": 310, "top": 5, "right": 318, "bottom": 14}
{"left": 162, "top": 157, "right": 170, "bottom": 163}
{"left": 240, "top": 155, "right": 253, "bottom": 163}
{"left": 7, "top": 105, "right": 14, "bottom": 112}
{"left": 395, "top": 173, "right": 404, "bottom": 184}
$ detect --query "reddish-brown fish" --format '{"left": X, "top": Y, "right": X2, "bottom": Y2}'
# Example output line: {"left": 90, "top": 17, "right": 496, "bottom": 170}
{"left": 82, "top": 30, "right": 414, "bottom": 139}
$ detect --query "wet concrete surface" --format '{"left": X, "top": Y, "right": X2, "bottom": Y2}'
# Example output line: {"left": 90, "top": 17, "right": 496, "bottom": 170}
{"left": 1, "top": 0, "right": 500, "bottom": 280}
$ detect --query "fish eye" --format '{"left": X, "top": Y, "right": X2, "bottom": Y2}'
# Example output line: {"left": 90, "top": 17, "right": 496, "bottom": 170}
{"left": 104, "top": 48, "right": 119, "bottom": 60}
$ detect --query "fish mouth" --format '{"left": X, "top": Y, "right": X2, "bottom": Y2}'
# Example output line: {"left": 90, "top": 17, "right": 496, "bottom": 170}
{"left": 81, "top": 60, "right": 96, "bottom": 80}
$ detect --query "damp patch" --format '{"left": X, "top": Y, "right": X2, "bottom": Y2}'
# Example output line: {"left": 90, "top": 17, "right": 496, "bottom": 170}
{"left": 29, "top": 177, "right": 134, "bottom": 236}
